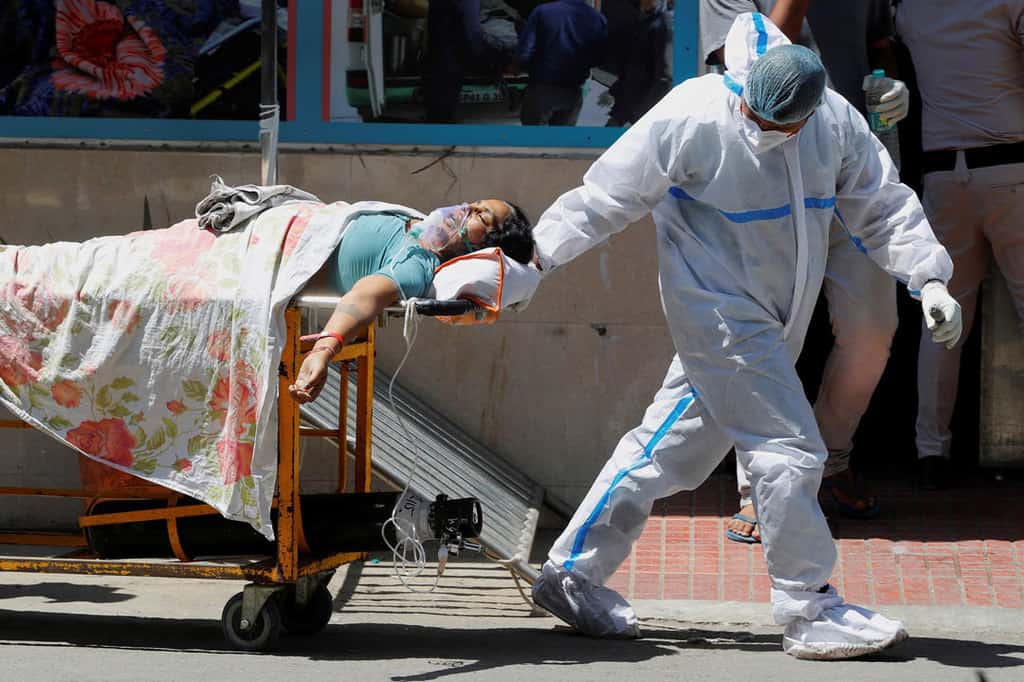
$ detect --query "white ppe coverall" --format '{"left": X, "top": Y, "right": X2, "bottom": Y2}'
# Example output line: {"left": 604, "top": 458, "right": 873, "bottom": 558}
{"left": 532, "top": 14, "right": 953, "bottom": 628}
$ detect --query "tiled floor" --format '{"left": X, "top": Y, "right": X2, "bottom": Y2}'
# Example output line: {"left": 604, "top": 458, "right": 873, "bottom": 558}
{"left": 605, "top": 474, "right": 1024, "bottom": 608}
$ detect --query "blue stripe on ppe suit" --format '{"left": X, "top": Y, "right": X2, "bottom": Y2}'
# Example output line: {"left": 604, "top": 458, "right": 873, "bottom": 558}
{"left": 564, "top": 390, "right": 696, "bottom": 571}
{"left": 669, "top": 186, "right": 838, "bottom": 223}
{"left": 752, "top": 12, "right": 769, "bottom": 56}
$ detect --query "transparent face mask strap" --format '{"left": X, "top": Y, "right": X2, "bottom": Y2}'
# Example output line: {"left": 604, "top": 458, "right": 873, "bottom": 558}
{"left": 459, "top": 224, "right": 476, "bottom": 255}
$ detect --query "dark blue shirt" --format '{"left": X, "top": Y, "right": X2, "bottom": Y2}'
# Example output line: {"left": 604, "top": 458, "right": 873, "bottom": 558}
{"left": 429, "top": 0, "right": 498, "bottom": 72}
{"left": 517, "top": 0, "right": 608, "bottom": 88}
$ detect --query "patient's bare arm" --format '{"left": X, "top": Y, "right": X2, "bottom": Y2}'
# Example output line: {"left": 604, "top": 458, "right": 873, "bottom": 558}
{"left": 288, "top": 275, "right": 400, "bottom": 404}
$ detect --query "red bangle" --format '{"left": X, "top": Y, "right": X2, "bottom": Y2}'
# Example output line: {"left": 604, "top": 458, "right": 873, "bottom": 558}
{"left": 315, "top": 332, "right": 345, "bottom": 347}
{"left": 303, "top": 329, "right": 348, "bottom": 346}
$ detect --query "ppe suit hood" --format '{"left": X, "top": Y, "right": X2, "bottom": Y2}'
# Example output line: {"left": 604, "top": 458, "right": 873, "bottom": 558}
{"left": 722, "top": 12, "right": 791, "bottom": 96}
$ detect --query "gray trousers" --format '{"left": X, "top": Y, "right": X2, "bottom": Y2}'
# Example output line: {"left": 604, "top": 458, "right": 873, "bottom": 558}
{"left": 520, "top": 83, "right": 583, "bottom": 126}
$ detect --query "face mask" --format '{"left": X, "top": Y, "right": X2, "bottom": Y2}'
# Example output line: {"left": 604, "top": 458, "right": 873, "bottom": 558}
{"left": 409, "top": 203, "right": 475, "bottom": 256}
{"left": 739, "top": 112, "right": 792, "bottom": 155}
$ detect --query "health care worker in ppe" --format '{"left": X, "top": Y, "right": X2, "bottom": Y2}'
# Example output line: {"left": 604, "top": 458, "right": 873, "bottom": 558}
{"left": 528, "top": 14, "right": 961, "bottom": 660}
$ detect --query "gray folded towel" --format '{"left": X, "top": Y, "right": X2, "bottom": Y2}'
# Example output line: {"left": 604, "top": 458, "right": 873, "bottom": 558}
{"left": 195, "top": 175, "right": 321, "bottom": 233}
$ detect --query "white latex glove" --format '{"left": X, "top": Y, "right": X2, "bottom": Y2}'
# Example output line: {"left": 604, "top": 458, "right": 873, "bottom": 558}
{"left": 921, "top": 281, "right": 963, "bottom": 350}
{"left": 506, "top": 259, "right": 544, "bottom": 312}
{"left": 863, "top": 76, "right": 909, "bottom": 126}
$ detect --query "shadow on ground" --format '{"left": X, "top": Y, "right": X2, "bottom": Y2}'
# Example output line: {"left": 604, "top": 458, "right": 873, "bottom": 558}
{"left": 0, "top": 582, "right": 135, "bottom": 604}
{"left": 0, "top": 608, "right": 1021, "bottom": 680}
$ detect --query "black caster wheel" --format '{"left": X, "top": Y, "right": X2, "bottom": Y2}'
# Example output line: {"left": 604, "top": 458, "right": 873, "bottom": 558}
{"left": 280, "top": 584, "right": 334, "bottom": 636}
{"left": 221, "top": 592, "right": 282, "bottom": 651}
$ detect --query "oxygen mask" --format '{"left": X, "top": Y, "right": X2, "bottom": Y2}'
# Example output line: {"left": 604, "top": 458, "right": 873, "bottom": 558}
{"left": 410, "top": 203, "right": 478, "bottom": 257}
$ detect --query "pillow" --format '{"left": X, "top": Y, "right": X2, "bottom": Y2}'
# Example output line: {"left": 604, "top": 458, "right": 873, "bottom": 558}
{"left": 428, "top": 247, "right": 540, "bottom": 325}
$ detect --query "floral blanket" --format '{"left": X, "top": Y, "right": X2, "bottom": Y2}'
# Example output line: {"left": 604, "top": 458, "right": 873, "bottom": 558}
{"left": 0, "top": 200, "right": 413, "bottom": 538}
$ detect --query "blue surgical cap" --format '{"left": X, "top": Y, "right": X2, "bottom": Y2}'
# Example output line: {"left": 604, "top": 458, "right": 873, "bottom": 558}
{"left": 744, "top": 44, "right": 826, "bottom": 125}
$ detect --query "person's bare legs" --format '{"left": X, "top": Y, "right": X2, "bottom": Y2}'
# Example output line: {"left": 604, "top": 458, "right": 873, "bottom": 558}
{"left": 729, "top": 462, "right": 761, "bottom": 541}
{"left": 814, "top": 222, "right": 897, "bottom": 515}
{"left": 728, "top": 502, "right": 761, "bottom": 540}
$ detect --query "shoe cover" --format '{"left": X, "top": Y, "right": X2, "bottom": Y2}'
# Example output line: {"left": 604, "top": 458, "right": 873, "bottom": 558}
{"left": 531, "top": 561, "right": 640, "bottom": 639}
{"left": 771, "top": 584, "right": 844, "bottom": 624}
{"left": 783, "top": 602, "right": 908, "bottom": 660}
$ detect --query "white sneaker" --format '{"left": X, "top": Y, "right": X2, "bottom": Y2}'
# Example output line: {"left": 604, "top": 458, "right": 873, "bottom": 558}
{"left": 783, "top": 602, "right": 909, "bottom": 660}
{"left": 531, "top": 561, "right": 640, "bottom": 639}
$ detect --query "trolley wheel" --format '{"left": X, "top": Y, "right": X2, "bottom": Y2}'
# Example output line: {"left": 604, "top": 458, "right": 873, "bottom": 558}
{"left": 280, "top": 584, "right": 334, "bottom": 635}
{"left": 221, "top": 592, "right": 282, "bottom": 651}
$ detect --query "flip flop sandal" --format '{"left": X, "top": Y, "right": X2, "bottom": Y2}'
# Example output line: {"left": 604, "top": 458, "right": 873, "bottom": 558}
{"left": 820, "top": 478, "right": 881, "bottom": 520}
{"left": 725, "top": 513, "right": 761, "bottom": 544}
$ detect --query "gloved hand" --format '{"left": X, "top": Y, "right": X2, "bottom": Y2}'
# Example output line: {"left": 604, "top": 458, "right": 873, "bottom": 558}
{"left": 921, "top": 281, "right": 963, "bottom": 350}
{"left": 507, "top": 259, "right": 544, "bottom": 312}
{"left": 863, "top": 76, "right": 910, "bottom": 127}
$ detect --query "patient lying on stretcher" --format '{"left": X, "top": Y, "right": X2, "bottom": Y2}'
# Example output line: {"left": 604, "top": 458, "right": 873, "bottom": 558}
{"left": 0, "top": 195, "right": 532, "bottom": 534}
{"left": 287, "top": 199, "right": 534, "bottom": 404}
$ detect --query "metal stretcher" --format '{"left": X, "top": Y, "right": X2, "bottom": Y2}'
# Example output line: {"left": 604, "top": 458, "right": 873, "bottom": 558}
{"left": 0, "top": 297, "right": 477, "bottom": 651}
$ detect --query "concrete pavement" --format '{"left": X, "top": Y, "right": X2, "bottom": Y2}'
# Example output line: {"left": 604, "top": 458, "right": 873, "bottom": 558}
{"left": 0, "top": 555, "right": 1022, "bottom": 681}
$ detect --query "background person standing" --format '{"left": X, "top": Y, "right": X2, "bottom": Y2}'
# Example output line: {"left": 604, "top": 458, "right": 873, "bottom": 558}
{"left": 426, "top": 0, "right": 505, "bottom": 123}
{"left": 895, "top": 0, "right": 1024, "bottom": 488}
{"left": 516, "top": 0, "right": 608, "bottom": 126}
{"left": 605, "top": 0, "right": 673, "bottom": 127}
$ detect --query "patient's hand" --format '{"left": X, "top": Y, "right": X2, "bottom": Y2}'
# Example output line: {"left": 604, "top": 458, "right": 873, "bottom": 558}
{"left": 289, "top": 351, "right": 331, "bottom": 404}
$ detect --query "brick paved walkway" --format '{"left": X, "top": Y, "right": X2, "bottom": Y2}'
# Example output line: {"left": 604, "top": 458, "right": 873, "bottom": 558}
{"left": 605, "top": 474, "right": 1024, "bottom": 608}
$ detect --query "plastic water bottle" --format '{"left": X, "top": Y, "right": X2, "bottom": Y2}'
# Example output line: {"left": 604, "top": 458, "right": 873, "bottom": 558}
{"left": 863, "top": 69, "right": 901, "bottom": 171}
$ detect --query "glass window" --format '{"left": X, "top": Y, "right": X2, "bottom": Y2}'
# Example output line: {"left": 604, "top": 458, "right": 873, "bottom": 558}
{"left": 328, "top": 0, "right": 676, "bottom": 128}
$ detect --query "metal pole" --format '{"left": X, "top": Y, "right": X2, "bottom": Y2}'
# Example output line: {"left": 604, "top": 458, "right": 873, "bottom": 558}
{"left": 259, "top": 0, "right": 279, "bottom": 185}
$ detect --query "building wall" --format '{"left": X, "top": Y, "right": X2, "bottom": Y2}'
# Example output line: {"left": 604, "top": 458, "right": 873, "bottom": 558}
{"left": 0, "top": 145, "right": 675, "bottom": 528}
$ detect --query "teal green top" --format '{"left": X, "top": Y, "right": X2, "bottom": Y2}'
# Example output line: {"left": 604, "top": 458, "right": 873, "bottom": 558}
{"left": 329, "top": 213, "right": 439, "bottom": 299}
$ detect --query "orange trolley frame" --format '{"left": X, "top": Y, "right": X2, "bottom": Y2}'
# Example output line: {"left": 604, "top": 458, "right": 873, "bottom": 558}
{"left": 0, "top": 307, "right": 373, "bottom": 648}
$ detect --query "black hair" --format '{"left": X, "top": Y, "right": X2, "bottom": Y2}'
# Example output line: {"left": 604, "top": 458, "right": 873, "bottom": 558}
{"left": 482, "top": 201, "right": 534, "bottom": 264}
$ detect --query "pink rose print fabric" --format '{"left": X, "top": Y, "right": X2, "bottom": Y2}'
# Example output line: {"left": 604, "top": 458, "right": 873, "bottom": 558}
{"left": 0, "top": 199, "right": 383, "bottom": 538}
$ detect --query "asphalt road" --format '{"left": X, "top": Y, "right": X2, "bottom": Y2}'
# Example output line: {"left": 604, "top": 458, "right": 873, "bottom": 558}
{"left": 0, "top": 558, "right": 1020, "bottom": 682}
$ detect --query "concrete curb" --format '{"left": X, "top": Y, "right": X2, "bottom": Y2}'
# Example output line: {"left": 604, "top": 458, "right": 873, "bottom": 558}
{"left": 632, "top": 599, "right": 1024, "bottom": 636}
